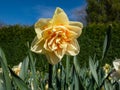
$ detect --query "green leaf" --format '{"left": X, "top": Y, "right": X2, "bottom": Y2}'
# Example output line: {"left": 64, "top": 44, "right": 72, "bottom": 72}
{"left": 29, "top": 51, "right": 38, "bottom": 90}
{"left": 74, "top": 71, "right": 79, "bottom": 90}
{"left": 19, "top": 56, "right": 29, "bottom": 80}
{"left": 65, "top": 56, "right": 70, "bottom": 86}
{"left": 69, "top": 65, "right": 74, "bottom": 89}
{"left": 0, "top": 48, "right": 12, "bottom": 90}
{"left": 9, "top": 67, "right": 29, "bottom": 90}
{"left": 102, "top": 25, "right": 112, "bottom": 60}
{"left": 73, "top": 56, "right": 80, "bottom": 74}
{"left": 0, "top": 74, "right": 5, "bottom": 90}
{"left": 0, "top": 48, "right": 7, "bottom": 66}
{"left": 104, "top": 80, "right": 113, "bottom": 90}
{"left": 89, "top": 56, "right": 98, "bottom": 85}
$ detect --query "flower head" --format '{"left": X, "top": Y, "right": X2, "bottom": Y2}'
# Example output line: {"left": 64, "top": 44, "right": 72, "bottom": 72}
{"left": 12, "top": 62, "right": 22, "bottom": 75}
{"left": 31, "top": 7, "right": 83, "bottom": 65}
{"left": 57, "top": 68, "right": 61, "bottom": 74}
{"left": 103, "top": 63, "right": 111, "bottom": 74}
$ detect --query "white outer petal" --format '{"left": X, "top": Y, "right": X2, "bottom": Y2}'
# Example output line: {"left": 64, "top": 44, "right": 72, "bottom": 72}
{"left": 31, "top": 36, "right": 45, "bottom": 53}
{"left": 66, "top": 39, "right": 80, "bottom": 56}
{"left": 113, "top": 59, "right": 120, "bottom": 71}
{"left": 52, "top": 7, "right": 69, "bottom": 25}
{"left": 69, "top": 21, "right": 83, "bottom": 28}
{"left": 54, "top": 44, "right": 67, "bottom": 59}
{"left": 35, "top": 18, "right": 51, "bottom": 39}
{"left": 46, "top": 51, "right": 61, "bottom": 65}
{"left": 67, "top": 25, "right": 82, "bottom": 38}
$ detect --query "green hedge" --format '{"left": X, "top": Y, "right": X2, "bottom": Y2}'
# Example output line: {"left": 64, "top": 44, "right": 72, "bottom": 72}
{"left": 0, "top": 25, "right": 35, "bottom": 66}
{"left": 78, "top": 23, "right": 120, "bottom": 66}
{"left": 0, "top": 23, "right": 120, "bottom": 67}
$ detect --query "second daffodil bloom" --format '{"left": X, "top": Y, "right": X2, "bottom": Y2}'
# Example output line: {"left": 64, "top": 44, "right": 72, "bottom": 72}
{"left": 113, "top": 59, "right": 120, "bottom": 71}
{"left": 31, "top": 7, "right": 83, "bottom": 65}
{"left": 12, "top": 62, "right": 22, "bottom": 75}
{"left": 111, "top": 59, "right": 120, "bottom": 79}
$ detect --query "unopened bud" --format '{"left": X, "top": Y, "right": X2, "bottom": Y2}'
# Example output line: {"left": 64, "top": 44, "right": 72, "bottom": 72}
{"left": 58, "top": 68, "right": 61, "bottom": 74}
{"left": 45, "top": 83, "right": 48, "bottom": 90}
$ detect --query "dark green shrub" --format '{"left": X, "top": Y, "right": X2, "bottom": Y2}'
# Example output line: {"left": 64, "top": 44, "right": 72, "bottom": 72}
{"left": 0, "top": 23, "right": 120, "bottom": 67}
{"left": 78, "top": 23, "right": 120, "bottom": 65}
{"left": 0, "top": 25, "right": 35, "bottom": 66}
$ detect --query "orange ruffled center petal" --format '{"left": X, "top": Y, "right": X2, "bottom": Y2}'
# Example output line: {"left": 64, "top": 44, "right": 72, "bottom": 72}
{"left": 43, "top": 25, "right": 74, "bottom": 52}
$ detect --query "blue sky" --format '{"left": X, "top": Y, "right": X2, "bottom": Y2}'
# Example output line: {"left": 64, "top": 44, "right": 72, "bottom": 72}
{"left": 0, "top": 0, "right": 86, "bottom": 25}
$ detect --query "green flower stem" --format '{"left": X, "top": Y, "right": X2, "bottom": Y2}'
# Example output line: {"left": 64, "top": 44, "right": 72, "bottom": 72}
{"left": 49, "top": 64, "right": 53, "bottom": 89}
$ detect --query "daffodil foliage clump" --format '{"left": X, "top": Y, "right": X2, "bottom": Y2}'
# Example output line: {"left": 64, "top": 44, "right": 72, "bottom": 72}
{"left": 0, "top": 25, "right": 120, "bottom": 90}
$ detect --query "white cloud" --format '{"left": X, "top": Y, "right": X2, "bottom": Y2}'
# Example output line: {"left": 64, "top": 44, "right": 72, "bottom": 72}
{"left": 33, "top": 5, "right": 55, "bottom": 19}
{"left": 70, "top": 5, "right": 87, "bottom": 25}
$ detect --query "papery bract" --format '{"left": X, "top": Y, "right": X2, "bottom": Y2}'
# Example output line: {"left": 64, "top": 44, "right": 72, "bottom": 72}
{"left": 31, "top": 7, "right": 83, "bottom": 65}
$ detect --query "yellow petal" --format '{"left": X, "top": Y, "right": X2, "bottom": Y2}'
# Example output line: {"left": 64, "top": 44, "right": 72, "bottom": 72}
{"left": 46, "top": 51, "right": 61, "bottom": 65}
{"left": 31, "top": 36, "right": 45, "bottom": 53}
{"left": 44, "top": 33, "right": 57, "bottom": 51}
{"left": 67, "top": 21, "right": 83, "bottom": 38}
{"left": 42, "top": 27, "right": 52, "bottom": 39}
{"left": 67, "top": 30, "right": 78, "bottom": 39}
{"left": 52, "top": 7, "right": 69, "bottom": 25}
{"left": 54, "top": 44, "right": 67, "bottom": 59}
{"left": 69, "top": 21, "right": 83, "bottom": 28}
{"left": 66, "top": 39, "right": 80, "bottom": 56}
{"left": 44, "top": 39, "right": 52, "bottom": 52}
{"left": 35, "top": 18, "right": 51, "bottom": 38}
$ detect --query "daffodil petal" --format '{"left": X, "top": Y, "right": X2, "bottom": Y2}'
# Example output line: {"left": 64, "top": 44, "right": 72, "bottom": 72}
{"left": 31, "top": 36, "right": 45, "bottom": 53}
{"left": 69, "top": 21, "right": 83, "bottom": 28}
{"left": 46, "top": 51, "right": 61, "bottom": 65}
{"left": 67, "top": 30, "right": 78, "bottom": 39}
{"left": 52, "top": 7, "right": 69, "bottom": 25}
{"left": 44, "top": 33, "right": 57, "bottom": 51}
{"left": 44, "top": 39, "right": 52, "bottom": 52}
{"left": 35, "top": 18, "right": 51, "bottom": 38}
{"left": 42, "top": 27, "right": 52, "bottom": 39}
{"left": 54, "top": 44, "right": 67, "bottom": 59}
{"left": 66, "top": 39, "right": 80, "bottom": 56}
{"left": 67, "top": 21, "right": 83, "bottom": 38}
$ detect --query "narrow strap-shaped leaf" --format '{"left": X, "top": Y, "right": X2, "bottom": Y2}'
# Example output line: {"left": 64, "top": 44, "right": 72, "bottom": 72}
{"left": 102, "top": 25, "right": 112, "bottom": 60}
{"left": 0, "top": 48, "right": 8, "bottom": 66}
{"left": 29, "top": 51, "right": 38, "bottom": 90}
{"left": 73, "top": 56, "right": 80, "bottom": 74}
{"left": 68, "top": 65, "right": 74, "bottom": 90}
{"left": 89, "top": 56, "right": 98, "bottom": 85}
{"left": 74, "top": 67, "right": 80, "bottom": 90}
{"left": 19, "top": 56, "right": 29, "bottom": 80}
{"left": 104, "top": 80, "right": 113, "bottom": 90}
{"left": 0, "top": 57, "right": 12, "bottom": 90}
{"left": 9, "top": 67, "right": 29, "bottom": 90}
{"left": 0, "top": 72, "right": 5, "bottom": 90}
{"left": 0, "top": 48, "right": 12, "bottom": 90}
{"left": 65, "top": 56, "right": 70, "bottom": 86}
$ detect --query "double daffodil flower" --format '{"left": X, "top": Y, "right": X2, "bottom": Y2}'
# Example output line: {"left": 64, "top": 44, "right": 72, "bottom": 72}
{"left": 31, "top": 7, "right": 83, "bottom": 65}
